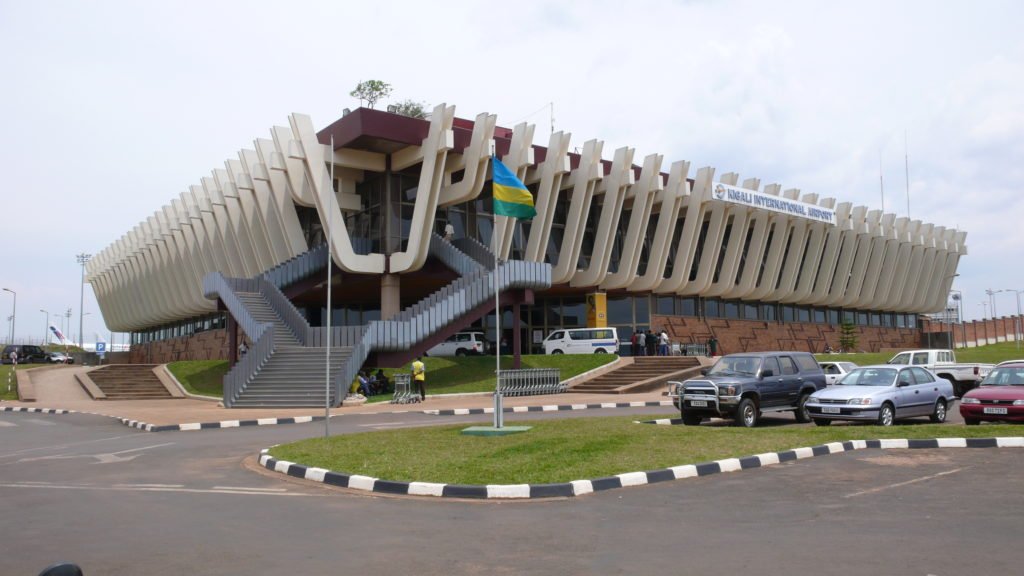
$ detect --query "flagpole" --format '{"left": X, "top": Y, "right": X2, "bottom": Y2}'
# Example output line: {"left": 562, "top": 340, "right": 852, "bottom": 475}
{"left": 493, "top": 194, "right": 503, "bottom": 429}
{"left": 325, "top": 135, "right": 334, "bottom": 438}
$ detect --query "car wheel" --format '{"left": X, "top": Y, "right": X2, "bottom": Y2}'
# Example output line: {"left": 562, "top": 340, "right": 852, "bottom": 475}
{"left": 552, "top": 350, "right": 563, "bottom": 355}
{"left": 455, "top": 349, "right": 467, "bottom": 357}
{"left": 735, "top": 398, "right": 758, "bottom": 428}
{"left": 594, "top": 349, "right": 607, "bottom": 354}
{"left": 929, "top": 399, "right": 947, "bottom": 423}
{"left": 682, "top": 414, "right": 703, "bottom": 426}
{"left": 813, "top": 418, "right": 831, "bottom": 427}
{"left": 795, "top": 393, "right": 812, "bottom": 423}
{"left": 877, "top": 403, "right": 895, "bottom": 426}
{"left": 964, "top": 418, "right": 980, "bottom": 426}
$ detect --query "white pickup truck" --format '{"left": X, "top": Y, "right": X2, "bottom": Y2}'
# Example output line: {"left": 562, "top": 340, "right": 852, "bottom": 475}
{"left": 887, "top": 349, "right": 994, "bottom": 397}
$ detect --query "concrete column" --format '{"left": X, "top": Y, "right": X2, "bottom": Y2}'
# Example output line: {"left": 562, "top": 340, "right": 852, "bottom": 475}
{"left": 381, "top": 274, "right": 401, "bottom": 320}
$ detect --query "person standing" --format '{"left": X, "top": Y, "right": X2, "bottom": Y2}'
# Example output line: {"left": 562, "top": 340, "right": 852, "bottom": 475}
{"left": 659, "top": 330, "right": 670, "bottom": 356}
{"left": 646, "top": 330, "right": 657, "bottom": 357}
{"left": 630, "top": 330, "right": 639, "bottom": 356}
{"left": 636, "top": 330, "right": 646, "bottom": 356}
{"left": 411, "top": 356, "right": 426, "bottom": 401}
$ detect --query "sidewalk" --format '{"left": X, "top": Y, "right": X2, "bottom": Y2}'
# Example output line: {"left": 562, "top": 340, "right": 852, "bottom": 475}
{"left": 1, "top": 366, "right": 673, "bottom": 426}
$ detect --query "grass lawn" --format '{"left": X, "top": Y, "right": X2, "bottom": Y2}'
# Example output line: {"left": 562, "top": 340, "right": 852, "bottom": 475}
{"left": 163, "top": 354, "right": 614, "bottom": 401}
{"left": 270, "top": 416, "right": 1024, "bottom": 485}
{"left": 0, "top": 365, "right": 22, "bottom": 401}
{"left": 815, "top": 341, "right": 1024, "bottom": 368}
{"left": 166, "top": 360, "right": 228, "bottom": 397}
{"left": 364, "top": 354, "right": 616, "bottom": 402}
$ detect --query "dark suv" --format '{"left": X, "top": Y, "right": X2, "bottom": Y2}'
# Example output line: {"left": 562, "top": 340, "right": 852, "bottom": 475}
{"left": 2, "top": 344, "right": 50, "bottom": 364}
{"left": 668, "top": 351, "right": 827, "bottom": 427}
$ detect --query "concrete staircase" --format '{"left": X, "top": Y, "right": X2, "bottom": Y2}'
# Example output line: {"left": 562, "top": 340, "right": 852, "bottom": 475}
{"left": 204, "top": 234, "right": 552, "bottom": 408}
{"left": 86, "top": 365, "right": 174, "bottom": 399}
{"left": 568, "top": 356, "right": 703, "bottom": 394}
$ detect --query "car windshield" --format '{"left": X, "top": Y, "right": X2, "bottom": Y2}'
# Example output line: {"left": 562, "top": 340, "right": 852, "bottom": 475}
{"left": 708, "top": 356, "right": 762, "bottom": 377}
{"left": 980, "top": 367, "right": 1024, "bottom": 386}
{"left": 838, "top": 368, "right": 897, "bottom": 386}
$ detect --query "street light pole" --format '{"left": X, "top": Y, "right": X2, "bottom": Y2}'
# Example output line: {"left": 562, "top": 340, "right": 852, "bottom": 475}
{"left": 40, "top": 309, "right": 49, "bottom": 345}
{"left": 1005, "top": 289, "right": 1023, "bottom": 352}
{"left": 2, "top": 288, "right": 15, "bottom": 344}
{"left": 76, "top": 253, "right": 91, "bottom": 349}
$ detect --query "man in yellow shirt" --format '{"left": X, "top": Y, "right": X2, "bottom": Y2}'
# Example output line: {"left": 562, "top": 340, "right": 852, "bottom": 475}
{"left": 411, "top": 356, "right": 426, "bottom": 401}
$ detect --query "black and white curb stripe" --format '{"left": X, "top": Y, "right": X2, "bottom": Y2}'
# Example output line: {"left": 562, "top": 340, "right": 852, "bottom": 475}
{"left": 257, "top": 437, "right": 1024, "bottom": 500}
{"left": 119, "top": 415, "right": 328, "bottom": 432}
{"left": 0, "top": 406, "right": 74, "bottom": 415}
{"left": 425, "top": 400, "right": 674, "bottom": 416}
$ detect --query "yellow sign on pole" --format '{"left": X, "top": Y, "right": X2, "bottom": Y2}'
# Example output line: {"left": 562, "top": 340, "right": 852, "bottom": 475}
{"left": 587, "top": 293, "right": 607, "bottom": 327}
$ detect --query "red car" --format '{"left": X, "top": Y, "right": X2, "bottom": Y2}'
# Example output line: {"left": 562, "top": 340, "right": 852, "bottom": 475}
{"left": 959, "top": 361, "right": 1024, "bottom": 425}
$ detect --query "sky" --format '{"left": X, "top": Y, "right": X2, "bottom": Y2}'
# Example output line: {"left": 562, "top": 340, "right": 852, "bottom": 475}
{"left": 1, "top": 0, "right": 1022, "bottom": 344}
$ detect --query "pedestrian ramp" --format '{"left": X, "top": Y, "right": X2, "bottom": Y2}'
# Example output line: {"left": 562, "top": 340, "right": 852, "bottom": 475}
{"left": 568, "top": 356, "right": 703, "bottom": 394}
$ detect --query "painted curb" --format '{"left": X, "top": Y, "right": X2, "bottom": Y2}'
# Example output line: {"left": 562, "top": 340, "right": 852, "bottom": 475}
{"left": 425, "top": 400, "right": 675, "bottom": 416}
{"left": 1, "top": 399, "right": 676, "bottom": 432}
{"left": 1, "top": 406, "right": 74, "bottom": 415}
{"left": 257, "top": 436, "right": 1024, "bottom": 500}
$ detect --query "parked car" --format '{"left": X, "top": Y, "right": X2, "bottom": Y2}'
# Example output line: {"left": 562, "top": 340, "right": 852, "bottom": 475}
{"left": 887, "top": 349, "right": 994, "bottom": 397}
{"left": 668, "top": 351, "right": 827, "bottom": 427}
{"left": 959, "top": 361, "right": 1024, "bottom": 425}
{"left": 819, "top": 360, "right": 858, "bottom": 385}
{"left": 806, "top": 365, "right": 954, "bottom": 426}
{"left": 1, "top": 344, "right": 50, "bottom": 364}
{"left": 426, "top": 332, "right": 490, "bottom": 357}
{"left": 47, "top": 352, "right": 74, "bottom": 364}
{"left": 543, "top": 327, "right": 619, "bottom": 355}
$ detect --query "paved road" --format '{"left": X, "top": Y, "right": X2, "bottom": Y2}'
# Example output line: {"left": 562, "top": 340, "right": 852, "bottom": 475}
{"left": 1, "top": 406, "right": 1017, "bottom": 575}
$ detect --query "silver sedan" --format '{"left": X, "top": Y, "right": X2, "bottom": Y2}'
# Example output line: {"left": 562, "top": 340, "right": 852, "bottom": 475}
{"left": 805, "top": 365, "right": 955, "bottom": 426}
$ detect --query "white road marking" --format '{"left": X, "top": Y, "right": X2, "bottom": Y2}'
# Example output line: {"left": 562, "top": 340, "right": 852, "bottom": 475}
{"left": 16, "top": 442, "right": 175, "bottom": 464}
{"left": 0, "top": 421, "right": 16, "bottom": 427}
{"left": 212, "top": 486, "right": 287, "bottom": 492}
{"left": 23, "top": 418, "right": 55, "bottom": 426}
{"left": 0, "top": 435, "right": 133, "bottom": 460}
{"left": 112, "top": 483, "right": 185, "bottom": 488}
{"left": 0, "top": 482, "right": 319, "bottom": 497}
{"left": 843, "top": 468, "right": 965, "bottom": 498}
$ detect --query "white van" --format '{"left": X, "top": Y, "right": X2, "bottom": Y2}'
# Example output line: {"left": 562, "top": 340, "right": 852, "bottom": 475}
{"left": 427, "top": 332, "right": 490, "bottom": 357}
{"left": 543, "top": 328, "right": 619, "bottom": 355}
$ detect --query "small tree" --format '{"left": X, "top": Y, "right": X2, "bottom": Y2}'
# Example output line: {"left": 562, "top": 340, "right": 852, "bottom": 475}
{"left": 350, "top": 80, "right": 392, "bottom": 109}
{"left": 390, "top": 99, "right": 429, "bottom": 119}
{"left": 838, "top": 321, "right": 858, "bottom": 352}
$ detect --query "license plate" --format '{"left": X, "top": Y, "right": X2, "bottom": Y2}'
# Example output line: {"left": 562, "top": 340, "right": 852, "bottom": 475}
{"left": 822, "top": 406, "right": 841, "bottom": 414}
{"left": 984, "top": 407, "right": 1008, "bottom": 415}
{"left": 690, "top": 400, "right": 708, "bottom": 407}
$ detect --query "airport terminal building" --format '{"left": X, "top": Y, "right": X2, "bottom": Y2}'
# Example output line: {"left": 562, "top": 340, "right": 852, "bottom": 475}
{"left": 86, "top": 104, "right": 966, "bottom": 406}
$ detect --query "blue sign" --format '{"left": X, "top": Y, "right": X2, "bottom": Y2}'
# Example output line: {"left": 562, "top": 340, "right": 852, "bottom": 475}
{"left": 96, "top": 342, "right": 107, "bottom": 353}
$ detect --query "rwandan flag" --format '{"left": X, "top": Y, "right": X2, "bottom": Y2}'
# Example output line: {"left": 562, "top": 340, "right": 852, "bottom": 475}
{"left": 492, "top": 156, "right": 536, "bottom": 220}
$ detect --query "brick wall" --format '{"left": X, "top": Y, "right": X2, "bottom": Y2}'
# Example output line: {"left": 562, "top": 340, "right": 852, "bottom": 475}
{"left": 129, "top": 328, "right": 230, "bottom": 364}
{"left": 921, "top": 315, "right": 1023, "bottom": 348}
{"left": 651, "top": 315, "right": 920, "bottom": 354}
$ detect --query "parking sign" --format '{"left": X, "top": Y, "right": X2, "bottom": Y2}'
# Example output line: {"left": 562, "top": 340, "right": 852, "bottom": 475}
{"left": 96, "top": 342, "right": 106, "bottom": 353}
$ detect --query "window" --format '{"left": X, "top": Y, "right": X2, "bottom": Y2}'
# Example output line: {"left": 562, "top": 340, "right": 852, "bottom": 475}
{"left": 891, "top": 353, "right": 910, "bottom": 364}
{"left": 813, "top": 309, "right": 826, "bottom": 323}
{"left": 764, "top": 356, "right": 781, "bottom": 376}
{"left": 656, "top": 297, "right": 675, "bottom": 315}
{"left": 635, "top": 296, "right": 650, "bottom": 324}
{"left": 912, "top": 352, "right": 929, "bottom": 365}
{"left": 743, "top": 304, "right": 759, "bottom": 320}
{"left": 794, "top": 354, "right": 820, "bottom": 372}
{"left": 797, "top": 307, "right": 811, "bottom": 323}
{"left": 549, "top": 331, "right": 564, "bottom": 340}
{"left": 761, "top": 304, "right": 776, "bottom": 322}
{"left": 679, "top": 298, "right": 697, "bottom": 317}
{"left": 705, "top": 299, "right": 720, "bottom": 318}
{"left": 781, "top": 306, "right": 795, "bottom": 322}
{"left": 823, "top": 364, "right": 840, "bottom": 375}
{"left": 898, "top": 370, "right": 914, "bottom": 386}
{"left": 779, "top": 356, "right": 798, "bottom": 375}
{"left": 724, "top": 301, "right": 740, "bottom": 319}
{"left": 911, "top": 367, "right": 933, "bottom": 384}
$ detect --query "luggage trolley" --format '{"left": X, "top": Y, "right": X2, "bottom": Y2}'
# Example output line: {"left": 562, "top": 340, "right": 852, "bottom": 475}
{"left": 389, "top": 373, "right": 420, "bottom": 404}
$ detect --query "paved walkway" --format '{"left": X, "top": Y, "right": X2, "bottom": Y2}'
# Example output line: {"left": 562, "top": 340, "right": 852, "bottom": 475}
{"left": 2, "top": 365, "right": 672, "bottom": 425}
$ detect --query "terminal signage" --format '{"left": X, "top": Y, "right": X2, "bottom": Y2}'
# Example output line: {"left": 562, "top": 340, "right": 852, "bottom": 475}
{"left": 711, "top": 182, "right": 836, "bottom": 225}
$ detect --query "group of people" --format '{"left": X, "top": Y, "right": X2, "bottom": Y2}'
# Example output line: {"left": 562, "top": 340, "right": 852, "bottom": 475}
{"left": 631, "top": 329, "right": 671, "bottom": 356}
{"left": 351, "top": 369, "right": 391, "bottom": 397}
